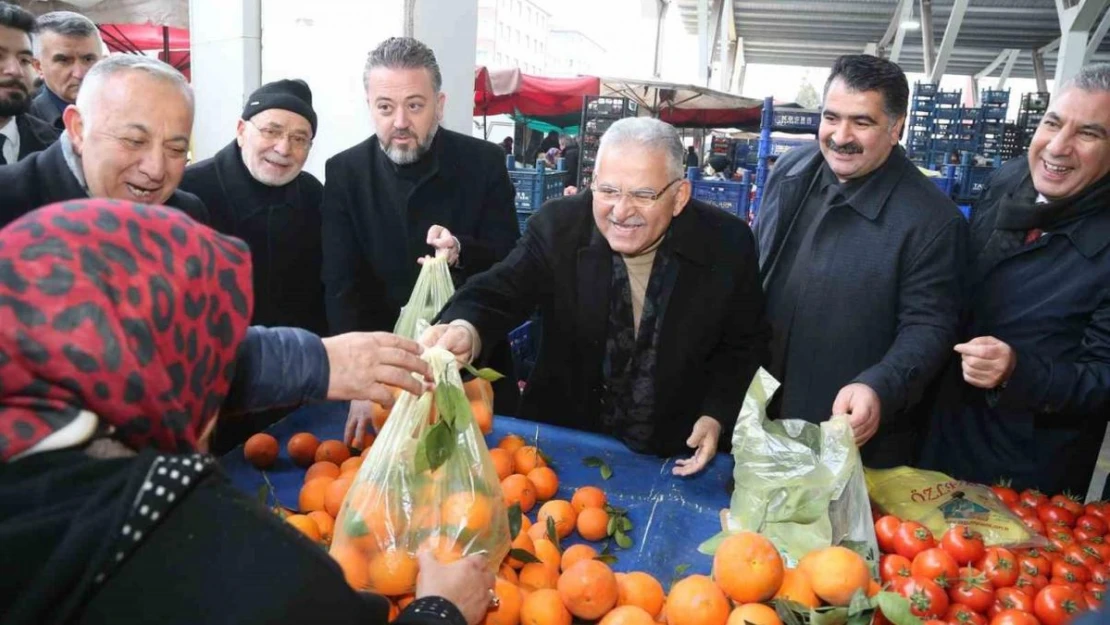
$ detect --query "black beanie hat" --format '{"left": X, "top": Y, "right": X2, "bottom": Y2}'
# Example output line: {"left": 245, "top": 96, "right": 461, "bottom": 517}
{"left": 242, "top": 79, "right": 318, "bottom": 137}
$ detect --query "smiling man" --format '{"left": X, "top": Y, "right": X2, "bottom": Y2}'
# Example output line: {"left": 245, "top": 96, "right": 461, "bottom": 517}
{"left": 921, "top": 64, "right": 1110, "bottom": 495}
{"left": 422, "top": 117, "right": 769, "bottom": 476}
{"left": 28, "top": 11, "right": 103, "bottom": 131}
{"left": 321, "top": 37, "right": 519, "bottom": 442}
{"left": 754, "top": 54, "right": 967, "bottom": 468}
{"left": 0, "top": 54, "right": 207, "bottom": 227}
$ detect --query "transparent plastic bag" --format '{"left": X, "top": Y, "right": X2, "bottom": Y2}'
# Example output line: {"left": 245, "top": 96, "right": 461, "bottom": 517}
{"left": 329, "top": 347, "right": 511, "bottom": 596}
{"left": 699, "top": 368, "right": 879, "bottom": 571}
{"left": 866, "top": 466, "right": 1045, "bottom": 548}
{"left": 394, "top": 255, "right": 455, "bottom": 341}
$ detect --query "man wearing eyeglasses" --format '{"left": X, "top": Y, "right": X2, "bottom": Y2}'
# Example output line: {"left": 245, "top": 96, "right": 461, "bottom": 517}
{"left": 179, "top": 79, "right": 327, "bottom": 452}
{"left": 423, "top": 117, "right": 770, "bottom": 476}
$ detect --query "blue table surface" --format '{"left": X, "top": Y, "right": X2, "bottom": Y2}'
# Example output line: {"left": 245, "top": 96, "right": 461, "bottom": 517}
{"left": 220, "top": 402, "right": 735, "bottom": 582}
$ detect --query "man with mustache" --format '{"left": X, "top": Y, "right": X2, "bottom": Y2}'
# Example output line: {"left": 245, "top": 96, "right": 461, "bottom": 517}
{"left": 0, "top": 54, "right": 208, "bottom": 227}
{"left": 921, "top": 64, "right": 1110, "bottom": 495}
{"left": 179, "top": 79, "right": 328, "bottom": 452}
{"left": 322, "top": 37, "right": 519, "bottom": 443}
{"left": 754, "top": 54, "right": 966, "bottom": 467}
{"left": 0, "top": 3, "right": 58, "bottom": 164}
{"left": 423, "top": 117, "right": 770, "bottom": 476}
{"left": 28, "top": 11, "right": 103, "bottom": 131}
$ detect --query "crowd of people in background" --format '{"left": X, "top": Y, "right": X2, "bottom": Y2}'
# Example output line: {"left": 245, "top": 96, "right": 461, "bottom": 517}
{"left": 2, "top": 0, "right": 1110, "bottom": 623}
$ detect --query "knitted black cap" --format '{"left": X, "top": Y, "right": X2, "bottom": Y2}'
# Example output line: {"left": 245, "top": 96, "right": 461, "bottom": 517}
{"left": 242, "top": 79, "right": 317, "bottom": 137}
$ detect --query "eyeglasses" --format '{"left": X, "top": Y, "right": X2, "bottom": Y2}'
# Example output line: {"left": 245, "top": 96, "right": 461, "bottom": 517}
{"left": 591, "top": 178, "right": 682, "bottom": 209}
{"left": 245, "top": 119, "right": 313, "bottom": 151}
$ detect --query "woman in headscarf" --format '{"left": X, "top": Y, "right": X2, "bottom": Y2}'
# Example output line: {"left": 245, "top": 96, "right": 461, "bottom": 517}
{"left": 0, "top": 199, "right": 494, "bottom": 625}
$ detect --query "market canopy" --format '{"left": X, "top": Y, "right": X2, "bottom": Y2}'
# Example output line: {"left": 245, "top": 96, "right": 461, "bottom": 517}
{"left": 14, "top": 0, "right": 188, "bottom": 28}
{"left": 98, "top": 23, "right": 189, "bottom": 53}
{"left": 474, "top": 66, "right": 601, "bottom": 130}
{"left": 598, "top": 77, "right": 764, "bottom": 129}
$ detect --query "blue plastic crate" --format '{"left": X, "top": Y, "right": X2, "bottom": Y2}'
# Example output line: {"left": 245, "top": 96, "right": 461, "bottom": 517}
{"left": 509, "top": 167, "right": 569, "bottom": 211}
{"left": 516, "top": 210, "right": 531, "bottom": 233}
{"left": 692, "top": 179, "right": 747, "bottom": 217}
{"left": 508, "top": 319, "right": 538, "bottom": 383}
{"left": 932, "top": 176, "right": 953, "bottom": 196}
{"left": 935, "top": 91, "right": 962, "bottom": 105}
{"left": 954, "top": 165, "right": 994, "bottom": 199}
{"left": 915, "top": 82, "right": 938, "bottom": 97}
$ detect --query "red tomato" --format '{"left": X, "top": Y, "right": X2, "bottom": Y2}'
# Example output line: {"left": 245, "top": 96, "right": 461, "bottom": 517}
{"left": 1015, "top": 505, "right": 1039, "bottom": 521}
{"left": 1082, "top": 592, "right": 1102, "bottom": 611}
{"left": 1016, "top": 574, "right": 1051, "bottom": 597}
{"left": 1064, "top": 544, "right": 1103, "bottom": 569}
{"left": 1074, "top": 527, "right": 1101, "bottom": 543}
{"left": 1086, "top": 582, "right": 1106, "bottom": 596}
{"left": 915, "top": 548, "right": 962, "bottom": 589}
{"left": 1024, "top": 518, "right": 1048, "bottom": 536}
{"left": 1051, "top": 495, "right": 1084, "bottom": 517}
{"left": 1085, "top": 501, "right": 1110, "bottom": 521}
{"left": 949, "top": 568, "right": 996, "bottom": 614}
{"left": 1042, "top": 546, "right": 1065, "bottom": 564}
{"left": 1050, "top": 531, "right": 1076, "bottom": 552}
{"left": 1050, "top": 579, "right": 1087, "bottom": 594}
{"left": 1022, "top": 490, "right": 1049, "bottom": 509}
{"left": 1039, "top": 504, "right": 1078, "bottom": 529}
{"left": 1077, "top": 515, "right": 1108, "bottom": 536}
{"left": 980, "top": 547, "right": 1020, "bottom": 589}
{"left": 895, "top": 522, "right": 938, "bottom": 561}
{"left": 876, "top": 515, "right": 902, "bottom": 554}
{"left": 1034, "top": 585, "right": 1083, "bottom": 625}
{"left": 947, "top": 603, "right": 987, "bottom": 625}
{"left": 944, "top": 526, "right": 988, "bottom": 566}
{"left": 1051, "top": 560, "right": 1091, "bottom": 584}
{"left": 926, "top": 620, "right": 950, "bottom": 625}
{"left": 1085, "top": 541, "right": 1110, "bottom": 563}
{"left": 995, "top": 587, "right": 1036, "bottom": 613}
{"left": 882, "top": 554, "right": 915, "bottom": 583}
{"left": 1021, "top": 551, "right": 1052, "bottom": 577}
{"left": 989, "top": 608, "right": 1041, "bottom": 625}
{"left": 901, "top": 576, "right": 951, "bottom": 619}
{"left": 992, "top": 485, "right": 1020, "bottom": 508}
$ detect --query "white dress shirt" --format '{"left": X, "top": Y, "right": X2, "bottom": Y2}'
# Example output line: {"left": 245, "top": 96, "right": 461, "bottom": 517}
{"left": 0, "top": 117, "right": 19, "bottom": 165}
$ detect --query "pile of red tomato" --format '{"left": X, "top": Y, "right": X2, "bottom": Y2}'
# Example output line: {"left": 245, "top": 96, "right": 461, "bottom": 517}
{"left": 875, "top": 489, "right": 1110, "bottom": 625}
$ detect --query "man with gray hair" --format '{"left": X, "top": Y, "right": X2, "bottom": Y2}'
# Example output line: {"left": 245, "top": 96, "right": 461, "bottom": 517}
{"left": 322, "top": 36, "right": 519, "bottom": 443}
{"left": 422, "top": 117, "right": 770, "bottom": 475}
{"left": 0, "top": 53, "right": 207, "bottom": 226}
{"left": 28, "top": 10, "right": 104, "bottom": 130}
{"left": 922, "top": 64, "right": 1110, "bottom": 495}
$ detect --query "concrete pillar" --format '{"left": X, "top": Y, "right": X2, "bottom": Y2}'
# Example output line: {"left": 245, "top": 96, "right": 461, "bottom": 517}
{"left": 188, "top": 0, "right": 261, "bottom": 161}
{"left": 1032, "top": 49, "right": 1049, "bottom": 93}
{"left": 1053, "top": 0, "right": 1110, "bottom": 94}
{"left": 919, "top": 0, "right": 936, "bottom": 77}
{"left": 697, "top": 0, "right": 710, "bottom": 87}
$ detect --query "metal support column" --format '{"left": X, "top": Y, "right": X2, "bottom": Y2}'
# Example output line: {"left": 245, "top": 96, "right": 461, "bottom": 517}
{"left": 919, "top": 0, "right": 936, "bottom": 76}
{"left": 927, "top": 0, "right": 970, "bottom": 84}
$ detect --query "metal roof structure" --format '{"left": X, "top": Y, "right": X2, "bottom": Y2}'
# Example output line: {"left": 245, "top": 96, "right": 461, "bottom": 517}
{"left": 674, "top": 0, "right": 1109, "bottom": 81}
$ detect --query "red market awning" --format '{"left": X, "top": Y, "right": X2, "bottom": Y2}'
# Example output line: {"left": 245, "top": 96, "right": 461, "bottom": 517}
{"left": 474, "top": 66, "right": 600, "bottom": 118}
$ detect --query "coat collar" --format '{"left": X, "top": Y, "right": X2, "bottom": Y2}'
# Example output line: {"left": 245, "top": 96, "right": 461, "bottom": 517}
{"left": 778, "top": 143, "right": 910, "bottom": 221}
{"left": 16, "top": 114, "right": 59, "bottom": 156}
{"left": 213, "top": 140, "right": 306, "bottom": 219}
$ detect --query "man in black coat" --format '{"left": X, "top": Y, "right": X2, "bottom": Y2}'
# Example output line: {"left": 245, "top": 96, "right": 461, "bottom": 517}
{"left": 424, "top": 117, "right": 770, "bottom": 476}
{"left": 0, "top": 54, "right": 206, "bottom": 227}
{"left": 560, "top": 134, "right": 580, "bottom": 187}
{"left": 0, "top": 4, "right": 59, "bottom": 165}
{"left": 755, "top": 54, "right": 967, "bottom": 468}
{"left": 921, "top": 64, "right": 1110, "bottom": 495}
{"left": 323, "top": 37, "right": 519, "bottom": 444}
{"left": 27, "top": 11, "right": 103, "bottom": 131}
{"left": 180, "top": 78, "right": 326, "bottom": 454}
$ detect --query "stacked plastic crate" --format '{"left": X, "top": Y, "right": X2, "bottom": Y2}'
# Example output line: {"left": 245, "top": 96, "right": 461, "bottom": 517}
{"left": 577, "top": 95, "right": 638, "bottom": 192}
{"left": 999, "top": 123, "right": 1023, "bottom": 160}
{"left": 977, "top": 89, "right": 1009, "bottom": 161}
{"left": 1017, "top": 92, "right": 1050, "bottom": 153}
{"left": 906, "top": 82, "right": 937, "bottom": 165}
{"left": 923, "top": 88, "right": 964, "bottom": 169}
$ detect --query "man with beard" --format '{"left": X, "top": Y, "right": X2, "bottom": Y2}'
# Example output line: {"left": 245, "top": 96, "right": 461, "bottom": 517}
{"left": 921, "top": 64, "right": 1110, "bottom": 495}
{"left": 322, "top": 37, "right": 519, "bottom": 444}
{"left": 0, "top": 54, "right": 207, "bottom": 226}
{"left": 179, "top": 78, "right": 326, "bottom": 453}
{"left": 0, "top": 4, "right": 58, "bottom": 164}
{"left": 28, "top": 11, "right": 103, "bottom": 131}
{"left": 754, "top": 54, "right": 967, "bottom": 468}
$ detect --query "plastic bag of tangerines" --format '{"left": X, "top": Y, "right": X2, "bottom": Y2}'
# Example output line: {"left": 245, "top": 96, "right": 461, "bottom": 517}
{"left": 329, "top": 347, "right": 511, "bottom": 596}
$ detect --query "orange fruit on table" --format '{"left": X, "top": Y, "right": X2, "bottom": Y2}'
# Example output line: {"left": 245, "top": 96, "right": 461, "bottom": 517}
{"left": 527, "top": 520, "right": 549, "bottom": 542}
{"left": 484, "top": 576, "right": 523, "bottom": 625}
{"left": 727, "top": 604, "right": 782, "bottom": 625}
{"left": 507, "top": 531, "right": 536, "bottom": 569}
{"left": 537, "top": 500, "right": 577, "bottom": 540}
{"left": 305, "top": 460, "right": 341, "bottom": 482}
{"left": 368, "top": 549, "right": 419, "bottom": 596}
{"left": 287, "top": 432, "right": 320, "bottom": 467}
{"left": 285, "top": 513, "right": 322, "bottom": 541}
{"left": 513, "top": 446, "right": 546, "bottom": 474}
{"left": 307, "top": 510, "right": 335, "bottom": 544}
{"left": 331, "top": 543, "right": 371, "bottom": 590}
{"left": 498, "top": 434, "right": 527, "bottom": 455}
{"left": 356, "top": 432, "right": 376, "bottom": 450}
{"left": 560, "top": 543, "right": 598, "bottom": 572}
{"left": 616, "top": 571, "right": 665, "bottom": 618}
{"left": 499, "top": 562, "right": 519, "bottom": 585}
{"left": 244, "top": 432, "right": 279, "bottom": 468}
{"left": 324, "top": 475, "right": 353, "bottom": 517}
{"left": 601, "top": 605, "right": 658, "bottom": 625}
{"left": 371, "top": 401, "right": 391, "bottom": 432}
{"left": 471, "top": 398, "right": 494, "bottom": 435}
{"left": 388, "top": 600, "right": 399, "bottom": 621}
{"left": 520, "top": 588, "right": 571, "bottom": 625}
{"left": 797, "top": 546, "right": 870, "bottom": 607}
{"left": 441, "top": 492, "right": 494, "bottom": 532}
{"left": 299, "top": 476, "right": 335, "bottom": 513}
{"left": 418, "top": 535, "right": 464, "bottom": 564}
{"left": 397, "top": 594, "right": 415, "bottom": 610}
{"left": 571, "top": 486, "right": 608, "bottom": 514}
{"left": 557, "top": 558, "right": 619, "bottom": 620}
{"left": 576, "top": 506, "right": 610, "bottom": 541}
{"left": 774, "top": 568, "right": 820, "bottom": 608}
{"left": 519, "top": 562, "right": 560, "bottom": 591}
{"left": 464, "top": 377, "right": 494, "bottom": 402}
{"left": 340, "top": 456, "right": 363, "bottom": 475}
{"left": 315, "top": 439, "right": 351, "bottom": 465}
{"left": 502, "top": 474, "right": 538, "bottom": 513}
{"left": 490, "top": 448, "right": 515, "bottom": 480}
{"left": 867, "top": 580, "right": 881, "bottom": 598}
{"left": 533, "top": 538, "right": 561, "bottom": 574}
{"left": 527, "top": 467, "right": 559, "bottom": 501}
{"left": 712, "top": 531, "right": 785, "bottom": 604}
{"left": 664, "top": 575, "right": 730, "bottom": 625}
